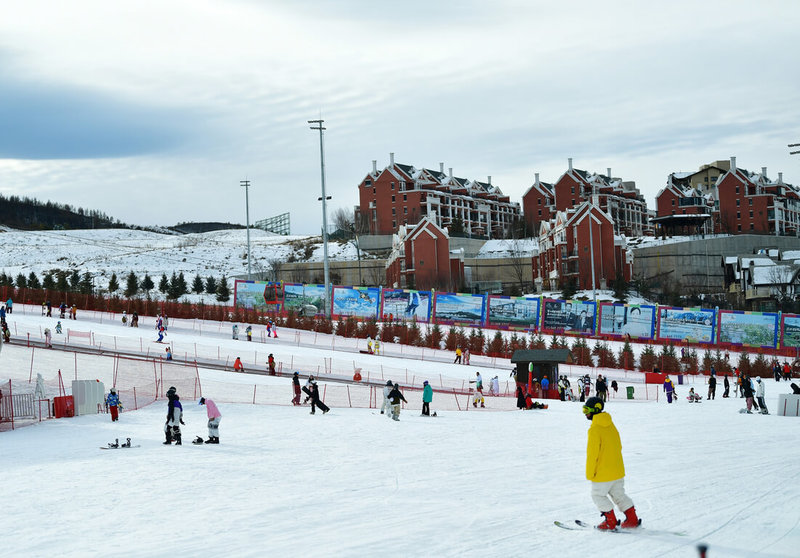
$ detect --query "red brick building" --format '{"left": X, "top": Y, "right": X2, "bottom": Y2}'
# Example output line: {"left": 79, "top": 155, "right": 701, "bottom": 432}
{"left": 385, "top": 216, "right": 464, "bottom": 291}
{"left": 357, "top": 154, "right": 521, "bottom": 238}
{"left": 652, "top": 176, "right": 715, "bottom": 236}
{"left": 524, "top": 158, "right": 650, "bottom": 237}
{"left": 521, "top": 172, "right": 555, "bottom": 237}
{"left": 534, "top": 203, "right": 631, "bottom": 291}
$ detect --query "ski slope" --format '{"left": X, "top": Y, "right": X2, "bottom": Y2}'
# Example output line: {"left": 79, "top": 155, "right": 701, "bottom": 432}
{"left": 2, "top": 308, "right": 800, "bottom": 558}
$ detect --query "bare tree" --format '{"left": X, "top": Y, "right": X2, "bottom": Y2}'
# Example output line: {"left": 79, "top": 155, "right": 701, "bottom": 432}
{"left": 332, "top": 207, "right": 355, "bottom": 236}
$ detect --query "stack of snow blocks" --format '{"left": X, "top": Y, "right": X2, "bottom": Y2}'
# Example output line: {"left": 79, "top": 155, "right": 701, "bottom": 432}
{"left": 777, "top": 394, "right": 800, "bottom": 417}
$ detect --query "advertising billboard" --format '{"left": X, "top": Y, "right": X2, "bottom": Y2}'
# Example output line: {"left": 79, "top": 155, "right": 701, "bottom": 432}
{"left": 717, "top": 310, "right": 779, "bottom": 348}
{"left": 234, "top": 280, "right": 282, "bottom": 311}
{"left": 432, "top": 292, "right": 486, "bottom": 327}
{"left": 656, "top": 307, "right": 716, "bottom": 343}
{"left": 331, "top": 286, "right": 381, "bottom": 319}
{"left": 283, "top": 283, "right": 327, "bottom": 315}
{"left": 486, "top": 296, "right": 540, "bottom": 330}
{"left": 598, "top": 303, "right": 656, "bottom": 339}
{"left": 781, "top": 314, "right": 800, "bottom": 348}
{"left": 541, "top": 299, "right": 596, "bottom": 334}
{"left": 380, "top": 289, "right": 432, "bottom": 323}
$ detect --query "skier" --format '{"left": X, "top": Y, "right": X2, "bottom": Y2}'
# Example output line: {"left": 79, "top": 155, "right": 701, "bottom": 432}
{"left": 583, "top": 374, "right": 591, "bottom": 400}
{"left": 2, "top": 322, "right": 10, "bottom": 343}
{"left": 309, "top": 378, "right": 329, "bottom": 415}
{"left": 558, "top": 375, "right": 568, "bottom": 401}
{"left": 755, "top": 378, "right": 768, "bottom": 414}
{"left": 367, "top": 336, "right": 373, "bottom": 354}
{"left": 387, "top": 382, "right": 407, "bottom": 421}
{"left": 381, "top": 380, "right": 393, "bottom": 415}
{"left": 266, "top": 320, "right": 272, "bottom": 338}
{"left": 5, "top": 297, "right": 12, "bottom": 314}
{"left": 374, "top": 338, "right": 380, "bottom": 355}
{"left": 577, "top": 376, "right": 586, "bottom": 402}
{"left": 471, "top": 371, "right": 485, "bottom": 408}
{"left": 162, "top": 314, "right": 168, "bottom": 330}
{"left": 463, "top": 348, "right": 470, "bottom": 365}
{"left": 70, "top": 305, "right": 77, "bottom": 320}
{"left": 233, "top": 357, "right": 244, "bottom": 372}
{"left": 165, "top": 347, "right": 173, "bottom": 361}
{"left": 232, "top": 324, "right": 239, "bottom": 340}
{"left": 246, "top": 325, "right": 252, "bottom": 341}
{"left": 663, "top": 376, "right": 676, "bottom": 404}
{"left": 55, "top": 321, "right": 63, "bottom": 334}
{"left": 267, "top": 354, "right": 276, "bottom": 375}
{"left": 44, "top": 327, "right": 52, "bottom": 348}
{"left": 405, "top": 291, "right": 419, "bottom": 317}
{"left": 122, "top": 311, "right": 127, "bottom": 325}
{"left": 291, "top": 372, "right": 301, "bottom": 406}
{"left": 583, "top": 396, "right": 640, "bottom": 530}
{"left": 707, "top": 375, "right": 717, "bottom": 400}
{"left": 490, "top": 375, "right": 500, "bottom": 396}
{"left": 454, "top": 347, "right": 462, "bottom": 364}
{"left": 198, "top": 397, "right": 221, "bottom": 443}
{"left": 106, "top": 388, "right": 121, "bottom": 421}
{"left": 686, "top": 387, "right": 702, "bottom": 402}
{"left": 163, "top": 386, "right": 184, "bottom": 445}
{"left": 46, "top": 300, "right": 52, "bottom": 317}
{"left": 422, "top": 380, "right": 433, "bottom": 416}
{"left": 722, "top": 374, "right": 730, "bottom": 398}
{"left": 156, "top": 325, "right": 166, "bottom": 343}
{"left": 59, "top": 302, "right": 66, "bottom": 319}
{"left": 131, "top": 312, "right": 139, "bottom": 328}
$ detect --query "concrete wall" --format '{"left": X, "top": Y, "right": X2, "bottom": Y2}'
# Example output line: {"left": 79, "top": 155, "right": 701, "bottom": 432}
{"left": 632, "top": 234, "right": 800, "bottom": 292}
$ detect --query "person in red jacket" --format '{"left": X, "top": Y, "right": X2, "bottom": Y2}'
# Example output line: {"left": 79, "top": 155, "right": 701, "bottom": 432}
{"left": 584, "top": 397, "right": 640, "bottom": 530}
{"left": 233, "top": 357, "right": 244, "bottom": 372}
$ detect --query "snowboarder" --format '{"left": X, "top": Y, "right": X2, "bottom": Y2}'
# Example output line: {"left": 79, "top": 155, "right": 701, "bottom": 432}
{"left": 106, "top": 388, "right": 121, "bottom": 421}
{"left": 233, "top": 357, "right": 244, "bottom": 372}
{"left": 583, "top": 374, "right": 591, "bottom": 400}
{"left": 387, "top": 382, "right": 407, "bottom": 421}
{"left": 687, "top": 387, "right": 702, "bottom": 403}
{"left": 246, "top": 325, "right": 252, "bottom": 341}
{"left": 291, "top": 372, "right": 302, "bottom": 405}
{"left": 381, "top": 380, "right": 393, "bottom": 415}
{"left": 723, "top": 374, "right": 730, "bottom": 398}
{"left": 165, "top": 347, "right": 173, "bottom": 361}
{"left": 267, "top": 354, "right": 276, "bottom": 375}
{"left": 583, "top": 396, "right": 640, "bottom": 530}
{"left": 70, "top": 305, "right": 77, "bottom": 320}
{"left": 707, "top": 375, "right": 717, "bottom": 400}
{"left": 55, "top": 321, "right": 62, "bottom": 334}
{"left": 198, "top": 397, "right": 221, "bottom": 443}
{"left": 577, "top": 376, "right": 586, "bottom": 402}
{"left": 163, "top": 386, "right": 184, "bottom": 445}
{"left": 755, "top": 378, "right": 768, "bottom": 414}
{"left": 367, "top": 336, "right": 374, "bottom": 354}
{"left": 309, "top": 378, "right": 329, "bottom": 415}
{"left": 741, "top": 374, "right": 755, "bottom": 413}
{"left": 373, "top": 338, "right": 380, "bottom": 355}
{"left": 471, "top": 371, "right": 485, "bottom": 408}
{"left": 59, "top": 302, "right": 66, "bottom": 319}
{"left": 422, "top": 380, "right": 433, "bottom": 416}
{"left": 232, "top": 324, "right": 239, "bottom": 340}
{"left": 46, "top": 300, "right": 52, "bottom": 317}
{"left": 595, "top": 375, "right": 607, "bottom": 402}
{"left": 663, "top": 376, "right": 676, "bottom": 404}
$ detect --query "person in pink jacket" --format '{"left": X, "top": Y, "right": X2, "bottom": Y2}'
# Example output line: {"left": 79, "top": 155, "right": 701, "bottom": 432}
{"left": 199, "top": 397, "right": 222, "bottom": 444}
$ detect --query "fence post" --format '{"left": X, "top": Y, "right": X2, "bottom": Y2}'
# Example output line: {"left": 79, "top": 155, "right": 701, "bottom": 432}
{"left": 134, "top": 386, "right": 138, "bottom": 410}
{"left": 253, "top": 384, "right": 257, "bottom": 404}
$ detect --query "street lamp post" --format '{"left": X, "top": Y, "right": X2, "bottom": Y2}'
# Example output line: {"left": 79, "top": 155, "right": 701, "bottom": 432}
{"left": 241, "top": 179, "right": 252, "bottom": 280}
{"left": 309, "top": 119, "right": 331, "bottom": 316}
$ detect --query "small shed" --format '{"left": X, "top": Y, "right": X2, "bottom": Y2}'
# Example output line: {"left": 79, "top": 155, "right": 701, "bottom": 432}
{"left": 511, "top": 349, "right": 574, "bottom": 387}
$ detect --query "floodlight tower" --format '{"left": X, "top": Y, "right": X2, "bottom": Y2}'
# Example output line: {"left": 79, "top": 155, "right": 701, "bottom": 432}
{"left": 241, "top": 179, "right": 252, "bottom": 280}
{"left": 309, "top": 118, "right": 331, "bottom": 316}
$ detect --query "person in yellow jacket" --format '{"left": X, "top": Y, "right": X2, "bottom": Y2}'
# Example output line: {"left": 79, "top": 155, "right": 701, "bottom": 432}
{"left": 583, "top": 396, "right": 641, "bottom": 530}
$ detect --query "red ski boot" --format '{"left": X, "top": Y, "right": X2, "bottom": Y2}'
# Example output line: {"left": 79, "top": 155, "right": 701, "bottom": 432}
{"left": 621, "top": 506, "right": 641, "bottom": 528}
{"left": 597, "top": 510, "right": 618, "bottom": 530}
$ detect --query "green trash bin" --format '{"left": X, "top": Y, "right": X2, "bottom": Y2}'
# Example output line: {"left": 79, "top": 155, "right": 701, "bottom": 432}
{"left": 626, "top": 386, "right": 635, "bottom": 400}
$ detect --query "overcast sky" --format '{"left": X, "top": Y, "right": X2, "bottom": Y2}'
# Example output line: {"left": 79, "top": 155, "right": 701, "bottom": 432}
{"left": 1, "top": 0, "right": 798, "bottom": 234}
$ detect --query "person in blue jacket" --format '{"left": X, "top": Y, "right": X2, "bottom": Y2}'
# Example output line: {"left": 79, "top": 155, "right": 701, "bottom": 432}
{"left": 163, "top": 386, "right": 184, "bottom": 445}
{"left": 5, "top": 298, "right": 12, "bottom": 314}
{"left": 106, "top": 388, "right": 121, "bottom": 422}
{"left": 422, "top": 380, "right": 433, "bottom": 416}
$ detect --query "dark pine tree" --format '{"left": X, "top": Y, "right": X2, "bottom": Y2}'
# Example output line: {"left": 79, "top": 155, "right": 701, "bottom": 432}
{"left": 124, "top": 271, "right": 139, "bottom": 297}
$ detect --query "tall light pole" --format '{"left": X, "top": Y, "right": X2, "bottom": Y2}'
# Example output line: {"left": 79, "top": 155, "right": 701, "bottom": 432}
{"left": 588, "top": 208, "right": 597, "bottom": 305}
{"left": 309, "top": 118, "right": 331, "bottom": 316}
{"left": 241, "top": 179, "right": 252, "bottom": 280}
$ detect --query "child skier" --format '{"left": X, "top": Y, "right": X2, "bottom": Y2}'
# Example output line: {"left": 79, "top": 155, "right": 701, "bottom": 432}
{"left": 163, "top": 386, "right": 184, "bottom": 445}
{"left": 232, "top": 324, "right": 239, "bottom": 340}
{"left": 471, "top": 372, "right": 485, "bottom": 408}
{"left": 267, "top": 354, "right": 276, "bottom": 375}
{"left": 246, "top": 325, "right": 253, "bottom": 341}
{"left": 165, "top": 347, "right": 173, "bottom": 361}
{"left": 55, "top": 321, "right": 62, "bottom": 334}
{"left": 583, "top": 396, "right": 641, "bottom": 530}
{"left": 233, "top": 357, "right": 244, "bottom": 372}
{"left": 687, "top": 387, "right": 702, "bottom": 402}
{"left": 106, "top": 388, "right": 121, "bottom": 422}
{"left": 387, "top": 382, "right": 407, "bottom": 421}
{"left": 198, "top": 397, "right": 221, "bottom": 444}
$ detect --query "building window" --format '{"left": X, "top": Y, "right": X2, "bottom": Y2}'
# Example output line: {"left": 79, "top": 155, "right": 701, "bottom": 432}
{"left": 392, "top": 220, "right": 396, "bottom": 228}
{"left": 392, "top": 195, "right": 395, "bottom": 202}
{"left": 571, "top": 187, "right": 575, "bottom": 194}
{"left": 391, "top": 182, "right": 395, "bottom": 190}
{"left": 572, "top": 199, "right": 575, "bottom": 205}
{"left": 737, "top": 212, "right": 741, "bottom": 219}
{"left": 538, "top": 198, "right": 541, "bottom": 205}
{"left": 403, "top": 194, "right": 407, "bottom": 202}
{"left": 750, "top": 223, "right": 754, "bottom": 230}
{"left": 736, "top": 186, "right": 739, "bottom": 194}
{"left": 403, "top": 207, "right": 407, "bottom": 215}
{"left": 365, "top": 179, "right": 372, "bottom": 186}
{"left": 372, "top": 188, "right": 376, "bottom": 195}
{"left": 538, "top": 210, "right": 542, "bottom": 216}
{"left": 392, "top": 208, "right": 396, "bottom": 215}
{"left": 671, "top": 199, "right": 675, "bottom": 206}
{"left": 736, "top": 200, "right": 740, "bottom": 206}
{"left": 749, "top": 211, "right": 753, "bottom": 218}
{"left": 748, "top": 199, "right": 752, "bottom": 206}
{"left": 737, "top": 224, "right": 742, "bottom": 231}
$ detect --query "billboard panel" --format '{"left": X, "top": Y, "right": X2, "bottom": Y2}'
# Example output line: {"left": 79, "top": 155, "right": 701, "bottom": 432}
{"left": 432, "top": 292, "right": 486, "bottom": 327}
{"left": 380, "top": 289, "right": 432, "bottom": 323}
{"left": 234, "top": 280, "right": 282, "bottom": 311}
{"left": 598, "top": 303, "right": 656, "bottom": 339}
{"left": 541, "top": 299, "right": 596, "bottom": 334}
{"left": 283, "top": 283, "right": 327, "bottom": 315}
{"left": 656, "top": 307, "right": 716, "bottom": 343}
{"left": 718, "top": 310, "right": 779, "bottom": 348}
{"left": 781, "top": 314, "right": 800, "bottom": 348}
{"left": 331, "top": 286, "right": 381, "bottom": 319}
{"left": 487, "top": 296, "right": 540, "bottom": 330}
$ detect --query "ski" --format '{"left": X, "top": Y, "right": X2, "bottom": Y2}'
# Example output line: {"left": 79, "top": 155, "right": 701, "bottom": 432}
{"left": 554, "top": 521, "right": 582, "bottom": 530}
{"left": 567, "top": 519, "right": 687, "bottom": 537}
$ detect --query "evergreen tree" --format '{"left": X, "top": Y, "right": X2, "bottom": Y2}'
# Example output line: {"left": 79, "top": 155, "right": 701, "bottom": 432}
{"left": 124, "top": 271, "right": 139, "bottom": 297}
{"left": 192, "top": 274, "right": 204, "bottom": 294}
{"left": 140, "top": 274, "right": 154, "bottom": 294}
{"left": 79, "top": 272, "right": 92, "bottom": 295}
{"left": 167, "top": 272, "right": 180, "bottom": 300}
{"left": 42, "top": 272, "right": 56, "bottom": 290}
{"left": 175, "top": 272, "right": 188, "bottom": 297}
{"left": 560, "top": 277, "right": 578, "bottom": 301}
{"left": 159, "top": 274, "right": 169, "bottom": 294}
{"left": 27, "top": 271, "right": 41, "bottom": 289}
{"left": 612, "top": 270, "right": 628, "bottom": 303}
{"left": 108, "top": 273, "right": 120, "bottom": 293}
{"left": 215, "top": 275, "right": 230, "bottom": 302}
{"left": 205, "top": 276, "right": 217, "bottom": 295}
{"left": 69, "top": 270, "right": 81, "bottom": 291}
{"left": 56, "top": 270, "right": 69, "bottom": 292}
{"left": 0, "top": 272, "right": 9, "bottom": 286}
{"left": 15, "top": 273, "right": 27, "bottom": 288}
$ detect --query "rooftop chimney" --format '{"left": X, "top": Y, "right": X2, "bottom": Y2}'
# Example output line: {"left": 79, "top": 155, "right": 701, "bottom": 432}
{"left": 730, "top": 156, "right": 736, "bottom": 172}
{"left": 389, "top": 152, "right": 395, "bottom": 166}
{"left": 762, "top": 166, "right": 767, "bottom": 178}
{"left": 372, "top": 160, "right": 377, "bottom": 174}
{"left": 487, "top": 175, "right": 492, "bottom": 185}
{"left": 779, "top": 172, "right": 784, "bottom": 183}
{"left": 439, "top": 162, "right": 444, "bottom": 174}
{"left": 449, "top": 167, "right": 453, "bottom": 180}
{"left": 535, "top": 172, "right": 540, "bottom": 185}
{"left": 607, "top": 167, "right": 612, "bottom": 180}
{"left": 568, "top": 157, "right": 573, "bottom": 171}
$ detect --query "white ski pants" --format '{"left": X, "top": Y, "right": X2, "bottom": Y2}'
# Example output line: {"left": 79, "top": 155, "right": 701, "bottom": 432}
{"left": 207, "top": 417, "right": 221, "bottom": 437}
{"left": 381, "top": 395, "right": 391, "bottom": 415}
{"left": 591, "top": 478, "right": 634, "bottom": 514}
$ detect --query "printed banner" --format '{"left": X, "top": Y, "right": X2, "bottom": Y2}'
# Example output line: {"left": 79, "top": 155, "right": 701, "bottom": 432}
{"left": 234, "top": 280, "right": 282, "bottom": 311}
{"left": 598, "top": 303, "right": 655, "bottom": 339}
{"left": 487, "top": 296, "right": 540, "bottom": 330}
{"left": 283, "top": 283, "right": 327, "bottom": 315}
{"left": 331, "top": 286, "right": 381, "bottom": 319}
{"left": 657, "top": 307, "right": 715, "bottom": 343}
{"left": 718, "top": 310, "right": 779, "bottom": 348}
{"left": 541, "top": 299, "right": 596, "bottom": 333}
{"left": 432, "top": 292, "right": 486, "bottom": 326}
{"left": 781, "top": 314, "right": 800, "bottom": 348}
{"left": 380, "top": 289, "right": 431, "bottom": 323}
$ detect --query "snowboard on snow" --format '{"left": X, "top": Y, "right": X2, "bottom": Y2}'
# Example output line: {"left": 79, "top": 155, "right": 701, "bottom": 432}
{"left": 101, "top": 438, "right": 140, "bottom": 449}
